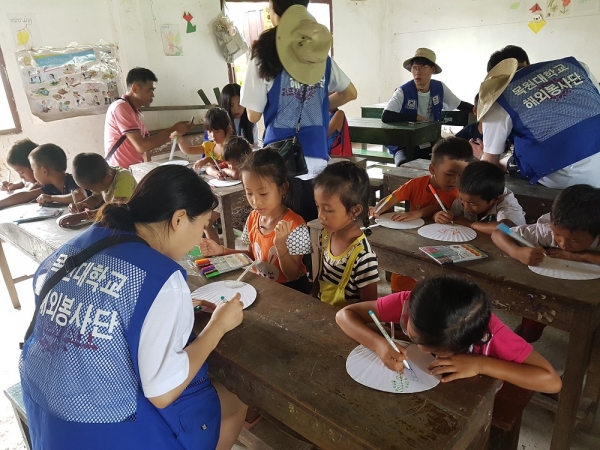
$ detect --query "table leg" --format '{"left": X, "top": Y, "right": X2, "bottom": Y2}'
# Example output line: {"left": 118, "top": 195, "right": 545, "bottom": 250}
{"left": 580, "top": 326, "right": 600, "bottom": 429}
{"left": 309, "top": 226, "right": 320, "bottom": 283}
{"left": 220, "top": 195, "right": 235, "bottom": 249}
{"left": 0, "top": 240, "right": 21, "bottom": 309}
{"left": 550, "top": 307, "right": 595, "bottom": 450}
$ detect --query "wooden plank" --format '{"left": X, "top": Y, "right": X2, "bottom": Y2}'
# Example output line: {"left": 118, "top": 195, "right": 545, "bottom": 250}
{"left": 360, "top": 103, "right": 475, "bottom": 126}
{"left": 0, "top": 240, "right": 21, "bottom": 309}
{"left": 351, "top": 148, "right": 393, "bottom": 164}
{"left": 213, "top": 87, "right": 221, "bottom": 104}
{"left": 197, "top": 89, "right": 212, "bottom": 105}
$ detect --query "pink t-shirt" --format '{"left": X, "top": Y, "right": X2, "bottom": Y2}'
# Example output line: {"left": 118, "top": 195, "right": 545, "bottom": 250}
{"left": 376, "top": 292, "right": 532, "bottom": 363}
{"left": 104, "top": 96, "right": 149, "bottom": 168}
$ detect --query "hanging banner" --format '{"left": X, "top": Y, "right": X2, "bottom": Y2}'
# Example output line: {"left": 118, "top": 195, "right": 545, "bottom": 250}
{"left": 16, "top": 43, "right": 122, "bottom": 122}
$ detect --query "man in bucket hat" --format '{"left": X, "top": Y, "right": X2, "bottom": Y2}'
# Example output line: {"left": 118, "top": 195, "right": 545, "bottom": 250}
{"left": 479, "top": 45, "right": 600, "bottom": 189}
{"left": 382, "top": 48, "right": 474, "bottom": 165}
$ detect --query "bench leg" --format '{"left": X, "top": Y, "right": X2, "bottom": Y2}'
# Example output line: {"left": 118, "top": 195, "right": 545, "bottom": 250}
{"left": 0, "top": 240, "right": 21, "bottom": 309}
{"left": 488, "top": 413, "right": 522, "bottom": 450}
{"left": 10, "top": 404, "right": 32, "bottom": 450}
{"left": 220, "top": 196, "right": 235, "bottom": 249}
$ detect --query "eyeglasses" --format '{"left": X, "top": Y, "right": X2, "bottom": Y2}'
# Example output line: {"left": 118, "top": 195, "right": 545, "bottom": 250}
{"left": 411, "top": 64, "right": 431, "bottom": 72}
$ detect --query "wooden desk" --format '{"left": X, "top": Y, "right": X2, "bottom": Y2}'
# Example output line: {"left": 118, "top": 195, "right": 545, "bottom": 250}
{"left": 0, "top": 218, "right": 500, "bottom": 450}
{"left": 308, "top": 218, "right": 600, "bottom": 450}
{"left": 347, "top": 118, "right": 442, "bottom": 162}
{"left": 360, "top": 103, "right": 476, "bottom": 126}
{"left": 130, "top": 161, "right": 248, "bottom": 249}
{"left": 382, "top": 159, "right": 560, "bottom": 223}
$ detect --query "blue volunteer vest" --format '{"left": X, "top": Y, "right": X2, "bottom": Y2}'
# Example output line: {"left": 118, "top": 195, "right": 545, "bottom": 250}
{"left": 263, "top": 58, "right": 332, "bottom": 160}
{"left": 387, "top": 79, "right": 444, "bottom": 154}
{"left": 496, "top": 57, "right": 600, "bottom": 183}
{"left": 20, "top": 223, "right": 220, "bottom": 450}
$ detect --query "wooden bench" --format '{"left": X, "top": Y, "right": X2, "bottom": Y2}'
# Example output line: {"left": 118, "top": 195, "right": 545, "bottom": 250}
{"left": 4, "top": 383, "right": 31, "bottom": 450}
{"left": 383, "top": 159, "right": 560, "bottom": 223}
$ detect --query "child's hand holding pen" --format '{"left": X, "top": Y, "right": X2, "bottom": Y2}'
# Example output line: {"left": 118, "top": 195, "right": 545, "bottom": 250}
{"left": 433, "top": 210, "right": 454, "bottom": 224}
{"left": 374, "top": 335, "right": 409, "bottom": 373}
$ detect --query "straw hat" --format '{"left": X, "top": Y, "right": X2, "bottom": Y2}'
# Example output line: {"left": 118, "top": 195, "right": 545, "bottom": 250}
{"left": 477, "top": 58, "right": 519, "bottom": 121}
{"left": 403, "top": 48, "right": 442, "bottom": 74}
{"left": 276, "top": 5, "right": 332, "bottom": 85}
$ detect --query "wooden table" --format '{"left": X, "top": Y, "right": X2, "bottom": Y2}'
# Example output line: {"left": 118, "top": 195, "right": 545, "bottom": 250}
{"left": 382, "top": 159, "right": 560, "bottom": 223}
{"left": 360, "top": 103, "right": 476, "bottom": 126}
{"left": 308, "top": 218, "right": 600, "bottom": 450}
{"left": 130, "top": 161, "right": 248, "bottom": 249}
{"left": 0, "top": 218, "right": 500, "bottom": 450}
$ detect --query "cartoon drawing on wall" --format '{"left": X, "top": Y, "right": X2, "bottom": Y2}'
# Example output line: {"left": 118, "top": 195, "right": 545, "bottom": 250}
{"left": 183, "top": 12, "right": 197, "bottom": 33}
{"left": 160, "top": 24, "right": 183, "bottom": 56}
{"left": 546, "top": 0, "right": 571, "bottom": 16}
{"left": 16, "top": 44, "right": 122, "bottom": 122}
{"left": 8, "top": 13, "right": 42, "bottom": 49}
{"left": 529, "top": 12, "right": 547, "bottom": 32}
{"left": 508, "top": 1, "right": 525, "bottom": 20}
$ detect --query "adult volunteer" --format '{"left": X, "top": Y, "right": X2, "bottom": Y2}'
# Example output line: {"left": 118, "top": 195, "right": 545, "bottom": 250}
{"left": 241, "top": 0, "right": 358, "bottom": 221}
{"left": 20, "top": 166, "right": 247, "bottom": 450}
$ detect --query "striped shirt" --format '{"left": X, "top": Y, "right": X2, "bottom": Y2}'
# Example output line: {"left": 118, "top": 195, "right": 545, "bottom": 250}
{"left": 318, "top": 231, "right": 380, "bottom": 302}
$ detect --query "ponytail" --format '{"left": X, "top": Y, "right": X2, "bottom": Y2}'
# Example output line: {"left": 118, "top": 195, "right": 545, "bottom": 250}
{"left": 96, "top": 203, "right": 136, "bottom": 232}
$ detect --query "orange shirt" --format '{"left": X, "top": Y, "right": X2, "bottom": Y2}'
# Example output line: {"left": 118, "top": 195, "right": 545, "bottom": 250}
{"left": 241, "top": 209, "right": 311, "bottom": 283}
{"left": 392, "top": 175, "right": 458, "bottom": 211}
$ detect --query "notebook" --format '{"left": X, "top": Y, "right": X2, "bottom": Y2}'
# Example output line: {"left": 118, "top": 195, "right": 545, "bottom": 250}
{"left": 10, "top": 205, "right": 63, "bottom": 224}
{"left": 419, "top": 244, "right": 487, "bottom": 265}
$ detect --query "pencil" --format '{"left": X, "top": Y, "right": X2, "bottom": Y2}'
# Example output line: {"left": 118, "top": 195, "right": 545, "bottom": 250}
{"left": 371, "top": 194, "right": 393, "bottom": 218}
{"left": 368, "top": 310, "right": 412, "bottom": 371}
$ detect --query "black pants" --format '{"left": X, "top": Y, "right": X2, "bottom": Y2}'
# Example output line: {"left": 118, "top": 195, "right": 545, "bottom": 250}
{"left": 283, "top": 274, "right": 311, "bottom": 294}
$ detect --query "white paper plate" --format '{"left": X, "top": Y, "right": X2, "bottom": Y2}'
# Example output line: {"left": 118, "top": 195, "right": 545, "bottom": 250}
{"left": 346, "top": 342, "right": 440, "bottom": 394}
{"left": 191, "top": 280, "right": 257, "bottom": 309}
{"left": 208, "top": 178, "right": 242, "bottom": 187}
{"left": 375, "top": 213, "right": 424, "bottom": 230}
{"left": 160, "top": 159, "right": 190, "bottom": 166}
{"left": 529, "top": 257, "right": 600, "bottom": 280}
{"left": 418, "top": 223, "right": 477, "bottom": 242}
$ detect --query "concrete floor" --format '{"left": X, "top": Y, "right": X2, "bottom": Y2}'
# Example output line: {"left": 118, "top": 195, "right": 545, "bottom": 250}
{"left": 1, "top": 241, "right": 599, "bottom": 449}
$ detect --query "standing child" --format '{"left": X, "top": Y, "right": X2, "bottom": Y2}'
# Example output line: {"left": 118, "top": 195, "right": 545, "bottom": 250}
{"left": 369, "top": 137, "right": 472, "bottom": 292}
{"left": 312, "top": 161, "right": 379, "bottom": 306}
{"left": 207, "top": 84, "right": 258, "bottom": 147}
{"left": 434, "top": 160, "right": 526, "bottom": 233}
{"left": 172, "top": 107, "right": 233, "bottom": 172}
{"left": 1, "top": 139, "right": 40, "bottom": 194}
{"left": 200, "top": 149, "right": 312, "bottom": 293}
{"left": 492, "top": 184, "right": 600, "bottom": 342}
{"left": 336, "top": 274, "right": 562, "bottom": 393}
{"left": 58, "top": 152, "right": 137, "bottom": 228}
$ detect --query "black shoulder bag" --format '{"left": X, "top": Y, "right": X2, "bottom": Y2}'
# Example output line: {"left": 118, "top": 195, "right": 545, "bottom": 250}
{"left": 20, "top": 234, "right": 149, "bottom": 349}
{"left": 267, "top": 84, "right": 309, "bottom": 177}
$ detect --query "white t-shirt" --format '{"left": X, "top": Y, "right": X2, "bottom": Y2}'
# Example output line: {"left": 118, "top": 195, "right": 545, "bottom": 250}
{"left": 384, "top": 81, "right": 462, "bottom": 120}
{"left": 482, "top": 62, "right": 600, "bottom": 189}
{"left": 511, "top": 213, "right": 600, "bottom": 250}
{"left": 450, "top": 188, "right": 526, "bottom": 225}
{"left": 138, "top": 271, "right": 194, "bottom": 398}
{"left": 241, "top": 57, "right": 351, "bottom": 179}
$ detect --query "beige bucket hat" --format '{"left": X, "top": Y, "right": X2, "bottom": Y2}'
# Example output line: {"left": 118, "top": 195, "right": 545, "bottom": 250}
{"left": 477, "top": 58, "right": 519, "bottom": 121}
{"left": 403, "top": 48, "right": 442, "bottom": 74}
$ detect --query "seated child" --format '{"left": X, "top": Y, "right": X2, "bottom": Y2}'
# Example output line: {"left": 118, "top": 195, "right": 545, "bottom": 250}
{"left": 312, "top": 161, "right": 379, "bottom": 305}
{"left": 204, "top": 136, "right": 253, "bottom": 241}
{"left": 434, "top": 160, "right": 526, "bottom": 234}
{"left": 335, "top": 274, "right": 562, "bottom": 394}
{"left": 199, "top": 149, "right": 312, "bottom": 293}
{"left": 1, "top": 139, "right": 40, "bottom": 193}
{"left": 172, "top": 107, "right": 233, "bottom": 172}
{"left": 369, "top": 137, "right": 472, "bottom": 292}
{"left": 58, "top": 152, "right": 137, "bottom": 228}
{"left": 492, "top": 184, "right": 600, "bottom": 342}
{"left": 328, "top": 109, "right": 352, "bottom": 157}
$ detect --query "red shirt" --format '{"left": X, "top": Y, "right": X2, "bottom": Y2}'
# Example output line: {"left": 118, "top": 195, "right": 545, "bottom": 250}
{"left": 376, "top": 292, "right": 532, "bottom": 363}
{"left": 104, "top": 96, "right": 149, "bottom": 169}
{"left": 392, "top": 175, "right": 457, "bottom": 211}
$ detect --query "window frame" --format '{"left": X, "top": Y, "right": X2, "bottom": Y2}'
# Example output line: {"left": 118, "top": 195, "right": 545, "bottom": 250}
{"left": 0, "top": 45, "right": 22, "bottom": 135}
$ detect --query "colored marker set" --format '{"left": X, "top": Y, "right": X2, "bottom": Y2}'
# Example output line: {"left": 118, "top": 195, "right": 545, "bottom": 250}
{"left": 195, "top": 259, "right": 220, "bottom": 278}
{"left": 193, "top": 253, "right": 254, "bottom": 278}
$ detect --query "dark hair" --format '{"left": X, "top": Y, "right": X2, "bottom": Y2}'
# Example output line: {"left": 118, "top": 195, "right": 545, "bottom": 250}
{"left": 239, "top": 148, "right": 293, "bottom": 208}
{"left": 251, "top": 28, "right": 283, "bottom": 81}
{"left": 7, "top": 138, "right": 38, "bottom": 168}
{"left": 411, "top": 57, "right": 433, "bottom": 67}
{"left": 126, "top": 67, "right": 158, "bottom": 89}
{"left": 73, "top": 152, "right": 110, "bottom": 185}
{"left": 409, "top": 275, "right": 491, "bottom": 354}
{"left": 474, "top": 93, "right": 479, "bottom": 106}
{"left": 312, "top": 160, "right": 371, "bottom": 227}
{"left": 220, "top": 83, "right": 255, "bottom": 145}
{"left": 458, "top": 161, "right": 505, "bottom": 202}
{"left": 487, "top": 45, "right": 530, "bottom": 72}
{"left": 550, "top": 184, "right": 600, "bottom": 237}
{"left": 204, "top": 107, "right": 232, "bottom": 133}
{"left": 271, "top": 0, "right": 309, "bottom": 17}
{"left": 29, "top": 144, "right": 67, "bottom": 172}
{"left": 96, "top": 166, "right": 218, "bottom": 232}
{"left": 223, "top": 136, "right": 252, "bottom": 163}
{"left": 431, "top": 137, "right": 473, "bottom": 165}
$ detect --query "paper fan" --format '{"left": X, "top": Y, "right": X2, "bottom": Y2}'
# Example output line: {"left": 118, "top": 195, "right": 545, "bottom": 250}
{"left": 160, "top": 159, "right": 190, "bottom": 166}
{"left": 191, "top": 280, "right": 257, "bottom": 309}
{"left": 55, "top": 213, "right": 94, "bottom": 229}
{"left": 529, "top": 257, "right": 600, "bottom": 280}
{"left": 346, "top": 342, "right": 440, "bottom": 394}
{"left": 208, "top": 178, "right": 242, "bottom": 187}
{"left": 375, "top": 213, "right": 424, "bottom": 230}
{"left": 418, "top": 223, "right": 476, "bottom": 242}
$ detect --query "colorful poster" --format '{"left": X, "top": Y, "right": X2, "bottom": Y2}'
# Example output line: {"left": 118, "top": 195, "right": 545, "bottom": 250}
{"left": 7, "top": 13, "right": 42, "bottom": 49}
{"left": 160, "top": 24, "right": 183, "bottom": 56}
{"left": 573, "top": 0, "right": 600, "bottom": 14}
{"left": 546, "top": 0, "right": 571, "bottom": 17}
{"left": 16, "top": 44, "right": 122, "bottom": 122}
